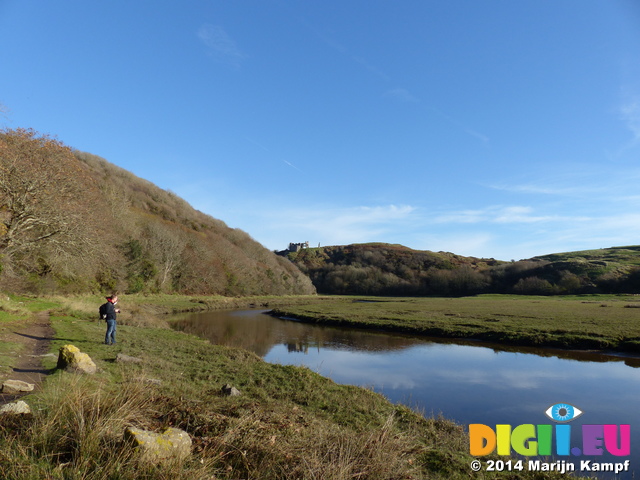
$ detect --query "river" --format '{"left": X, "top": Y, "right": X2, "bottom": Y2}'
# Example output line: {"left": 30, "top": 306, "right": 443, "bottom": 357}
{"left": 170, "top": 308, "right": 640, "bottom": 478}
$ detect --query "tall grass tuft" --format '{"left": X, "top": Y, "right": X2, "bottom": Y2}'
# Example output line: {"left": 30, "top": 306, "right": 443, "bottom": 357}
{"left": 0, "top": 373, "right": 426, "bottom": 479}
{"left": 0, "top": 372, "right": 214, "bottom": 480}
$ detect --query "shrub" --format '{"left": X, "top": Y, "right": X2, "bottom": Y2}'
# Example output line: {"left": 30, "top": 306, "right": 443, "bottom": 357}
{"left": 512, "top": 276, "right": 557, "bottom": 295}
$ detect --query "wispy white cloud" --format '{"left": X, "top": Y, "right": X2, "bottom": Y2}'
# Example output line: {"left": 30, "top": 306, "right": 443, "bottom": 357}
{"left": 515, "top": 212, "right": 640, "bottom": 258}
{"left": 244, "top": 136, "right": 303, "bottom": 172}
{"left": 306, "top": 24, "right": 389, "bottom": 81}
{"left": 352, "top": 55, "right": 390, "bottom": 82}
{"left": 197, "top": 24, "right": 246, "bottom": 66}
{"left": 416, "top": 232, "right": 495, "bottom": 258}
{"left": 464, "top": 128, "right": 490, "bottom": 145}
{"left": 426, "top": 105, "right": 490, "bottom": 145}
{"left": 621, "top": 94, "right": 640, "bottom": 141}
{"left": 282, "top": 159, "right": 302, "bottom": 172}
{"left": 245, "top": 136, "right": 270, "bottom": 152}
{"left": 172, "top": 166, "right": 640, "bottom": 260}
{"left": 384, "top": 88, "right": 420, "bottom": 103}
{"left": 493, "top": 206, "right": 557, "bottom": 224}
{"left": 259, "top": 204, "right": 416, "bottom": 248}
{"left": 307, "top": 22, "right": 491, "bottom": 147}
{"left": 491, "top": 183, "right": 596, "bottom": 196}
{"left": 301, "top": 204, "right": 415, "bottom": 240}
{"left": 607, "top": 92, "right": 640, "bottom": 160}
{"left": 164, "top": 199, "right": 417, "bottom": 253}
{"left": 592, "top": 213, "right": 640, "bottom": 232}
{"left": 490, "top": 166, "right": 640, "bottom": 203}
{"left": 433, "top": 205, "right": 587, "bottom": 225}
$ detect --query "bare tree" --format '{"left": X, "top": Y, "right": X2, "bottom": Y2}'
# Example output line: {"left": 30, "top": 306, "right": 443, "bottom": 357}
{"left": 142, "top": 222, "right": 187, "bottom": 290}
{"left": 0, "top": 128, "right": 100, "bottom": 270}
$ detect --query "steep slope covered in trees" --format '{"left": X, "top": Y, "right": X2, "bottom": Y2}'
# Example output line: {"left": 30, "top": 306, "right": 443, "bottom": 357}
{"left": 286, "top": 243, "right": 640, "bottom": 296}
{"left": 287, "top": 243, "right": 501, "bottom": 296}
{"left": 0, "top": 128, "right": 315, "bottom": 295}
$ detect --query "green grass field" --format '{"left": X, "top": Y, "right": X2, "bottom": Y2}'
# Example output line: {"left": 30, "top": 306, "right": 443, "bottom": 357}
{"left": 270, "top": 294, "right": 640, "bottom": 352}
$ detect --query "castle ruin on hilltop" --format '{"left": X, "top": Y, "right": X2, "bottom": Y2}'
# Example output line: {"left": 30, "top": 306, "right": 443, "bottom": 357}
{"left": 275, "top": 241, "right": 312, "bottom": 257}
{"left": 287, "top": 241, "right": 309, "bottom": 252}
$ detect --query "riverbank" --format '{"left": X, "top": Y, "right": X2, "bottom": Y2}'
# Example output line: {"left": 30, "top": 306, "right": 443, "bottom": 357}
{"left": 0, "top": 293, "right": 573, "bottom": 479}
{"left": 269, "top": 294, "right": 640, "bottom": 354}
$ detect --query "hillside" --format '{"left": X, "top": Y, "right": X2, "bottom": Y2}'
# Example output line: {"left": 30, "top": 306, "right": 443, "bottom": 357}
{"left": 531, "top": 246, "right": 640, "bottom": 293}
{"left": 0, "top": 128, "right": 315, "bottom": 295}
{"left": 285, "top": 243, "right": 640, "bottom": 296}
{"left": 285, "top": 243, "right": 502, "bottom": 296}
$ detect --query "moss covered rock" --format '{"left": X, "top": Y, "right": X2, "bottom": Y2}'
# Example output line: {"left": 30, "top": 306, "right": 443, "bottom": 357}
{"left": 124, "top": 426, "right": 191, "bottom": 462}
{"left": 56, "top": 344, "right": 97, "bottom": 374}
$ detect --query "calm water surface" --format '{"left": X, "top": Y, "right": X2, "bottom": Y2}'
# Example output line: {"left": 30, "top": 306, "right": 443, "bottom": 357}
{"left": 170, "top": 308, "right": 640, "bottom": 478}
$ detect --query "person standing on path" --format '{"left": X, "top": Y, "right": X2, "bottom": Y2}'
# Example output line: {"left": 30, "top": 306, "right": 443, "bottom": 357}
{"left": 103, "top": 295, "right": 121, "bottom": 345}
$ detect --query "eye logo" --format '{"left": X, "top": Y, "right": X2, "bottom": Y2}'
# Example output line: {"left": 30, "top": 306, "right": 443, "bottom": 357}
{"left": 545, "top": 403, "right": 583, "bottom": 423}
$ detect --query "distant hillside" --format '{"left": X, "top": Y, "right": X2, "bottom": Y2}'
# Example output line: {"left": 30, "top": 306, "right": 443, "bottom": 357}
{"left": 285, "top": 243, "right": 640, "bottom": 296}
{"left": 531, "top": 246, "right": 640, "bottom": 293}
{"left": 285, "top": 243, "right": 503, "bottom": 296}
{"left": 0, "top": 128, "right": 315, "bottom": 295}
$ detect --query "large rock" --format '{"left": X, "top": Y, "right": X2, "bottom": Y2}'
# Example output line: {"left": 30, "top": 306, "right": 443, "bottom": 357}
{"left": 0, "top": 400, "right": 31, "bottom": 415}
{"left": 124, "top": 426, "right": 191, "bottom": 462}
{"left": 1, "top": 379, "right": 35, "bottom": 394}
{"left": 57, "top": 344, "right": 97, "bottom": 374}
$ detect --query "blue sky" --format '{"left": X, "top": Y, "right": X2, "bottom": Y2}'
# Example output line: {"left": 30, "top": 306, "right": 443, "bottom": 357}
{"left": 1, "top": 1, "right": 639, "bottom": 260}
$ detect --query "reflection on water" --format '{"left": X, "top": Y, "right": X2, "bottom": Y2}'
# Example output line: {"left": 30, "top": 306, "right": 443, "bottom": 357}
{"left": 170, "top": 309, "right": 428, "bottom": 357}
{"left": 171, "top": 308, "right": 640, "bottom": 478}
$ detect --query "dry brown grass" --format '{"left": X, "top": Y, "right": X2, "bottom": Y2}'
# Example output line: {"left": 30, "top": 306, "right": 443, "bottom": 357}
{"left": 0, "top": 370, "right": 429, "bottom": 480}
{"left": 191, "top": 404, "right": 425, "bottom": 480}
{"left": 0, "top": 372, "right": 217, "bottom": 480}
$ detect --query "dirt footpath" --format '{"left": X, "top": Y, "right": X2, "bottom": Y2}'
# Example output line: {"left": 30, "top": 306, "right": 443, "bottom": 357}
{"left": 0, "top": 311, "right": 54, "bottom": 404}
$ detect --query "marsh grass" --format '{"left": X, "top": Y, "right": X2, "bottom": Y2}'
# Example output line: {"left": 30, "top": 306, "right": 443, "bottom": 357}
{"left": 271, "top": 294, "right": 640, "bottom": 352}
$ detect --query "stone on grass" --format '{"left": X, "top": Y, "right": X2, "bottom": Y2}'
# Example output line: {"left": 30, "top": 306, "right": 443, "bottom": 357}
{"left": 116, "top": 353, "right": 143, "bottom": 364}
{"left": 1, "top": 379, "right": 35, "bottom": 394}
{"left": 124, "top": 426, "right": 191, "bottom": 462}
{"left": 221, "top": 384, "right": 241, "bottom": 396}
{"left": 133, "top": 377, "right": 162, "bottom": 385}
{"left": 57, "top": 344, "right": 97, "bottom": 374}
{"left": 0, "top": 400, "right": 31, "bottom": 415}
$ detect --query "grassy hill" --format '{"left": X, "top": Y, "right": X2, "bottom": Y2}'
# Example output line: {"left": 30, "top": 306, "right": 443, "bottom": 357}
{"left": 0, "top": 128, "right": 315, "bottom": 296}
{"left": 285, "top": 243, "right": 640, "bottom": 296}
{"left": 530, "top": 246, "right": 640, "bottom": 294}
{"left": 535, "top": 245, "right": 640, "bottom": 273}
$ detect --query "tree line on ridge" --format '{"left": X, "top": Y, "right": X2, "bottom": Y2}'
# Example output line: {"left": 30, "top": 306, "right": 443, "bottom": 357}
{"left": 284, "top": 243, "right": 640, "bottom": 296}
